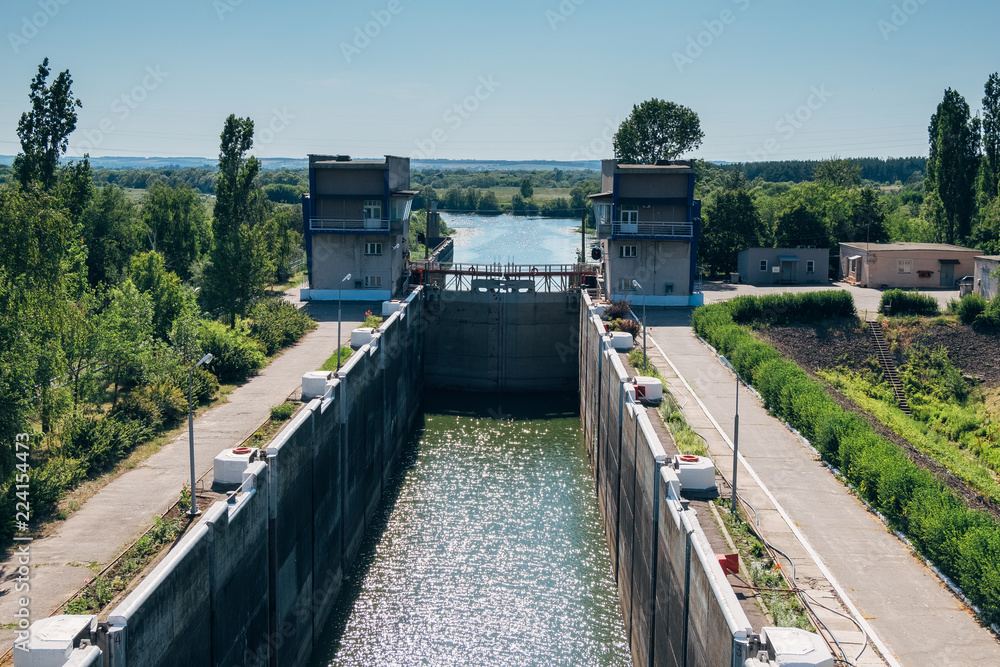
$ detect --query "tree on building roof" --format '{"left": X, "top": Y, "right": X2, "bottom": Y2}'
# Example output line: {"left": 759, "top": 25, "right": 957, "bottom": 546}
{"left": 613, "top": 98, "right": 704, "bottom": 164}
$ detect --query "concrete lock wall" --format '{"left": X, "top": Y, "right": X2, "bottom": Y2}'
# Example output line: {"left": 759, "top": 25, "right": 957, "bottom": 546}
{"left": 579, "top": 292, "right": 753, "bottom": 667}
{"left": 95, "top": 290, "right": 426, "bottom": 667}
{"left": 423, "top": 289, "right": 579, "bottom": 392}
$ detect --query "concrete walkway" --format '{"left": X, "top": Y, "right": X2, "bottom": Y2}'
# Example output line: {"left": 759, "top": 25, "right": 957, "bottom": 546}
{"left": 643, "top": 309, "right": 1000, "bottom": 667}
{"left": 0, "top": 300, "right": 375, "bottom": 650}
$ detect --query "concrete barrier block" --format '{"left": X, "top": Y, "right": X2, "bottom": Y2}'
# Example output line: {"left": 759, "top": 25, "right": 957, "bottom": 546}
{"left": 302, "top": 371, "right": 332, "bottom": 400}
{"left": 351, "top": 328, "right": 374, "bottom": 348}
{"left": 214, "top": 448, "right": 254, "bottom": 486}
{"left": 14, "top": 616, "right": 96, "bottom": 667}
{"left": 382, "top": 300, "right": 403, "bottom": 317}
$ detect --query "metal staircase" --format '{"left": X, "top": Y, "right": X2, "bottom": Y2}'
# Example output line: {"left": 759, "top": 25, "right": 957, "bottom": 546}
{"left": 867, "top": 320, "right": 911, "bottom": 415}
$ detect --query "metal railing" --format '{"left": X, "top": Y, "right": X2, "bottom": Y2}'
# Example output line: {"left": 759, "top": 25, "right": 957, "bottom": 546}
{"left": 597, "top": 220, "right": 694, "bottom": 238}
{"left": 417, "top": 262, "right": 598, "bottom": 293}
{"left": 309, "top": 217, "right": 390, "bottom": 232}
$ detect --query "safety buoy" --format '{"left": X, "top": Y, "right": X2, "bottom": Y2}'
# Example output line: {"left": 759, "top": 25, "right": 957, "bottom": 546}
{"left": 529, "top": 267, "right": 539, "bottom": 276}
{"left": 233, "top": 447, "right": 252, "bottom": 455}
{"left": 679, "top": 455, "right": 700, "bottom": 463}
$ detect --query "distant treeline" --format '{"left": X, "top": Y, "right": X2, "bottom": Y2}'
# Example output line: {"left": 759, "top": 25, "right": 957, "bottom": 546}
{"left": 720, "top": 157, "right": 927, "bottom": 184}
{"left": 410, "top": 167, "right": 599, "bottom": 191}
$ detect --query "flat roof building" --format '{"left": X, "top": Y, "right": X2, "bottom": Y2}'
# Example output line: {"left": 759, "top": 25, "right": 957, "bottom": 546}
{"left": 840, "top": 242, "right": 980, "bottom": 289}
{"left": 301, "top": 155, "right": 416, "bottom": 301}
{"left": 590, "top": 159, "right": 702, "bottom": 306}
{"left": 737, "top": 247, "right": 829, "bottom": 286}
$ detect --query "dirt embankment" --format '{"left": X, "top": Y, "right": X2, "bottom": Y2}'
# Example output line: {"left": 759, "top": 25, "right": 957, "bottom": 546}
{"left": 758, "top": 317, "right": 1000, "bottom": 524}
{"left": 758, "top": 319, "right": 872, "bottom": 374}
{"left": 887, "top": 320, "right": 1000, "bottom": 387}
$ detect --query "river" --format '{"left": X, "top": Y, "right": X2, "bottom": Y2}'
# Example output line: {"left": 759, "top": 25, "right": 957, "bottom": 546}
{"left": 310, "top": 394, "right": 630, "bottom": 666}
{"left": 445, "top": 214, "right": 586, "bottom": 265}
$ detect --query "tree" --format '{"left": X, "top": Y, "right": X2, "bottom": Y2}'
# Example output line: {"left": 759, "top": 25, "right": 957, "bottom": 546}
{"left": 129, "top": 251, "right": 195, "bottom": 341}
{"left": 814, "top": 157, "right": 862, "bottom": 189}
{"left": 142, "top": 184, "right": 211, "bottom": 280}
{"left": 202, "top": 115, "right": 273, "bottom": 326}
{"left": 477, "top": 190, "right": 500, "bottom": 214}
{"left": 97, "top": 279, "right": 153, "bottom": 405}
{"left": 848, "top": 188, "right": 890, "bottom": 245}
{"left": 81, "top": 185, "right": 145, "bottom": 287}
{"left": 926, "top": 89, "right": 980, "bottom": 243}
{"left": 519, "top": 177, "right": 534, "bottom": 199}
{"left": 775, "top": 204, "right": 828, "bottom": 248}
{"left": 510, "top": 193, "right": 527, "bottom": 216}
{"left": 614, "top": 98, "right": 704, "bottom": 164}
{"left": 59, "top": 156, "right": 95, "bottom": 223}
{"left": 700, "top": 187, "right": 763, "bottom": 275}
{"left": 265, "top": 206, "right": 303, "bottom": 283}
{"left": 983, "top": 73, "right": 1000, "bottom": 201}
{"left": 13, "top": 58, "right": 82, "bottom": 191}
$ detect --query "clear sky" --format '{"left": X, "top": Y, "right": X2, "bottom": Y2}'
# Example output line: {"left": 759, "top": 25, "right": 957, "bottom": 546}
{"left": 1, "top": 0, "right": 997, "bottom": 163}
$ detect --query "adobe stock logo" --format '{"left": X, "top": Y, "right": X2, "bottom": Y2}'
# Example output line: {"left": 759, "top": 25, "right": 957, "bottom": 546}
{"left": 69, "top": 66, "right": 169, "bottom": 157}
{"left": 877, "top": 0, "right": 931, "bottom": 41}
{"left": 8, "top": 0, "right": 73, "bottom": 54}
{"left": 410, "top": 76, "right": 501, "bottom": 160}
{"left": 340, "top": 0, "right": 410, "bottom": 63}
{"left": 673, "top": 0, "right": 751, "bottom": 74}
{"left": 747, "top": 85, "right": 833, "bottom": 162}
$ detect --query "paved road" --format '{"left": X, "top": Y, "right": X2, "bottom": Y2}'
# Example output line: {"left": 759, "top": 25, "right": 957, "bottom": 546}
{"left": 0, "top": 299, "right": 376, "bottom": 650}
{"left": 702, "top": 280, "right": 961, "bottom": 317}
{"left": 644, "top": 308, "right": 1000, "bottom": 667}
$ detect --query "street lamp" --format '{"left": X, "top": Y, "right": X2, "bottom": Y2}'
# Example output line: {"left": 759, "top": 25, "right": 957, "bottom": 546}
{"left": 719, "top": 356, "right": 740, "bottom": 521}
{"left": 632, "top": 279, "right": 647, "bottom": 367}
{"left": 337, "top": 273, "right": 352, "bottom": 371}
{"left": 187, "top": 352, "right": 213, "bottom": 516}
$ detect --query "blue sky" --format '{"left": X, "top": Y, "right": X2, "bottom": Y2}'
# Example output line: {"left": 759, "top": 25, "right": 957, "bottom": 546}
{"left": 1, "top": 0, "right": 996, "bottom": 163}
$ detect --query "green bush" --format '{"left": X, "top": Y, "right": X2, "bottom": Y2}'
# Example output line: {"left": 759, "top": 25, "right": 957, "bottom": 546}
{"left": 603, "top": 298, "right": 632, "bottom": 321}
{"left": 65, "top": 416, "right": 152, "bottom": 474}
{"left": 186, "top": 366, "right": 220, "bottom": 404}
{"left": 693, "top": 303, "right": 1000, "bottom": 625}
{"left": 727, "top": 291, "right": 855, "bottom": 325}
{"left": 879, "top": 289, "right": 940, "bottom": 316}
{"left": 608, "top": 318, "right": 641, "bottom": 339}
{"left": 975, "top": 297, "right": 1000, "bottom": 329}
{"left": 29, "top": 457, "right": 87, "bottom": 516}
{"left": 248, "top": 299, "right": 317, "bottom": 356}
{"left": 113, "top": 382, "right": 187, "bottom": 431}
{"left": 199, "top": 320, "right": 267, "bottom": 382}
{"left": 953, "top": 293, "right": 987, "bottom": 324}
{"left": 270, "top": 403, "right": 295, "bottom": 421}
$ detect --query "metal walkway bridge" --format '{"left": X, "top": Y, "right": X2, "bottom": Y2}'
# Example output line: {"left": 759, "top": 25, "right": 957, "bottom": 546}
{"left": 411, "top": 262, "right": 602, "bottom": 295}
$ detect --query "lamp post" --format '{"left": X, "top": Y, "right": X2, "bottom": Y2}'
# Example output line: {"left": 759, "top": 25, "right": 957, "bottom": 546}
{"left": 337, "top": 273, "right": 352, "bottom": 371}
{"left": 632, "top": 279, "right": 647, "bottom": 367}
{"left": 187, "top": 352, "right": 213, "bottom": 516}
{"left": 719, "top": 356, "right": 740, "bottom": 521}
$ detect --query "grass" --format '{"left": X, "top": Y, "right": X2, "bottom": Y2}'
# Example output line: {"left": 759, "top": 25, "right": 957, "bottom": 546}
{"left": 320, "top": 347, "right": 353, "bottom": 372}
{"left": 64, "top": 515, "right": 185, "bottom": 615}
{"left": 490, "top": 186, "right": 577, "bottom": 204}
{"left": 713, "top": 498, "right": 814, "bottom": 631}
{"left": 627, "top": 349, "right": 708, "bottom": 457}
{"left": 820, "top": 368, "right": 1000, "bottom": 505}
{"left": 267, "top": 269, "right": 307, "bottom": 295}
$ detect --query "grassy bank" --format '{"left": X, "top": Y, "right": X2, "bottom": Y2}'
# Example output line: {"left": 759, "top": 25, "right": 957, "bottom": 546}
{"left": 692, "top": 292, "right": 1000, "bottom": 626}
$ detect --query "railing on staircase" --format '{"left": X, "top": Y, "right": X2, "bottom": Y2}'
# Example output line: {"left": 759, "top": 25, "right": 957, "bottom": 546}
{"left": 867, "top": 319, "right": 911, "bottom": 415}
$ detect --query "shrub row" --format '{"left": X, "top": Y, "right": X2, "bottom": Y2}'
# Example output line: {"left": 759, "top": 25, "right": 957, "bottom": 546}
{"left": 692, "top": 300, "right": 1000, "bottom": 624}
{"left": 248, "top": 299, "right": 317, "bottom": 356}
{"left": 200, "top": 300, "right": 318, "bottom": 382}
{"left": 879, "top": 289, "right": 940, "bottom": 316}
{"left": 726, "top": 290, "right": 855, "bottom": 325}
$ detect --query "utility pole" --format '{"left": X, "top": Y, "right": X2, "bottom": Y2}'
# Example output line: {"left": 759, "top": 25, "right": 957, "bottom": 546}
{"left": 425, "top": 201, "right": 430, "bottom": 260}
